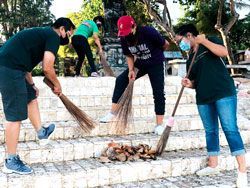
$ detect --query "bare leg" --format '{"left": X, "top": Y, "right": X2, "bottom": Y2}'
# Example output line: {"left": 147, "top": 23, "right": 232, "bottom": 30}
{"left": 236, "top": 155, "right": 246, "bottom": 173}
{"left": 28, "top": 99, "right": 41, "bottom": 131}
{"left": 111, "top": 103, "right": 118, "bottom": 114}
{"left": 5, "top": 121, "right": 21, "bottom": 154}
{"left": 156, "top": 115, "right": 164, "bottom": 125}
{"left": 208, "top": 156, "right": 218, "bottom": 167}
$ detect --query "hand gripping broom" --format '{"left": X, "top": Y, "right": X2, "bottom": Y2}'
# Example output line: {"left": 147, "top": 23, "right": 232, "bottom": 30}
{"left": 156, "top": 46, "right": 199, "bottom": 155}
{"left": 99, "top": 52, "right": 115, "bottom": 77}
{"left": 43, "top": 77, "right": 95, "bottom": 133}
{"left": 112, "top": 68, "right": 139, "bottom": 134}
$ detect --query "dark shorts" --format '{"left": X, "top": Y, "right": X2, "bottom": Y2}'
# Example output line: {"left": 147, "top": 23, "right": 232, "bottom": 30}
{"left": 0, "top": 66, "right": 37, "bottom": 122}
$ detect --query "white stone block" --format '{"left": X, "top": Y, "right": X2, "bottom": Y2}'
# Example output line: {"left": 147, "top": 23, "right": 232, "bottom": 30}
{"left": 0, "top": 173, "right": 7, "bottom": 188}
{"left": 98, "top": 166, "right": 110, "bottom": 186}
{"left": 62, "top": 173, "right": 75, "bottom": 188}
{"left": 171, "top": 159, "right": 182, "bottom": 176}
{"left": 30, "top": 149, "right": 42, "bottom": 164}
{"left": 120, "top": 163, "right": 138, "bottom": 183}
{"left": 138, "top": 161, "right": 153, "bottom": 181}
{"left": 73, "top": 171, "right": 88, "bottom": 188}
{"left": 159, "top": 160, "right": 172, "bottom": 177}
{"left": 62, "top": 141, "right": 74, "bottom": 161}
{"left": 108, "top": 165, "right": 122, "bottom": 185}
{"left": 86, "top": 168, "right": 99, "bottom": 187}
{"left": 150, "top": 160, "right": 164, "bottom": 178}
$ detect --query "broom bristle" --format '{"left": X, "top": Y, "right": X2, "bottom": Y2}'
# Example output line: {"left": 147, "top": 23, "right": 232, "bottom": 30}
{"left": 60, "top": 94, "right": 95, "bottom": 133}
{"left": 155, "top": 126, "right": 171, "bottom": 156}
{"left": 103, "top": 66, "right": 115, "bottom": 77}
{"left": 113, "top": 80, "right": 135, "bottom": 134}
{"left": 100, "top": 54, "right": 115, "bottom": 77}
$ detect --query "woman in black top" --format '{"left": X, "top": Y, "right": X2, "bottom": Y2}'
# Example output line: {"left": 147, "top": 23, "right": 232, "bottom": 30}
{"left": 176, "top": 24, "right": 247, "bottom": 187}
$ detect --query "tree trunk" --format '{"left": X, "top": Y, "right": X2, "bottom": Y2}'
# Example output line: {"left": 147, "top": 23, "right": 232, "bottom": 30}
{"left": 215, "top": 0, "right": 239, "bottom": 75}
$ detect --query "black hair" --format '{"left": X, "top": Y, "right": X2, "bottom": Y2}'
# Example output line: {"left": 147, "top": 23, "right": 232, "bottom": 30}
{"left": 51, "top": 17, "right": 76, "bottom": 31}
{"left": 175, "top": 24, "right": 199, "bottom": 37}
{"left": 93, "top": 16, "right": 104, "bottom": 25}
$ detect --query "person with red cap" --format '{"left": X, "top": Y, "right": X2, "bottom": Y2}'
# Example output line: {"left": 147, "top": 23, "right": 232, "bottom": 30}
{"left": 100, "top": 15, "right": 170, "bottom": 135}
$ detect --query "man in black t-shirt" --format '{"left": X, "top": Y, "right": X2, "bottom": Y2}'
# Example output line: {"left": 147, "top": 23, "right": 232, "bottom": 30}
{"left": 0, "top": 18, "right": 75, "bottom": 175}
{"left": 176, "top": 24, "right": 247, "bottom": 187}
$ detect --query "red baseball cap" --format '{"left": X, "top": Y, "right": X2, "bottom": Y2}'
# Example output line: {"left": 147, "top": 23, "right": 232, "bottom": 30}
{"left": 117, "top": 16, "right": 136, "bottom": 37}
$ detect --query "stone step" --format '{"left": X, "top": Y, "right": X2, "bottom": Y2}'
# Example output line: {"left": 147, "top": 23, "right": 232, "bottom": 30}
{"left": 0, "top": 146, "right": 250, "bottom": 188}
{"left": 104, "top": 168, "right": 250, "bottom": 188}
{"left": 0, "top": 130, "right": 249, "bottom": 165}
{"left": 31, "top": 76, "right": 185, "bottom": 97}
{"left": 38, "top": 93, "right": 195, "bottom": 108}
{"left": 0, "top": 76, "right": 191, "bottom": 111}
{"left": 0, "top": 93, "right": 196, "bottom": 112}
{"left": 0, "top": 104, "right": 199, "bottom": 124}
{"left": 0, "top": 115, "right": 249, "bottom": 143}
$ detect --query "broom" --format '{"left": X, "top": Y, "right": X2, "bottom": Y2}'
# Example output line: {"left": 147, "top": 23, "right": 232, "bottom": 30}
{"left": 112, "top": 68, "right": 139, "bottom": 134}
{"left": 43, "top": 77, "right": 95, "bottom": 133}
{"left": 156, "top": 46, "right": 200, "bottom": 155}
{"left": 99, "top": 52, "right": 115, "bottom": 77}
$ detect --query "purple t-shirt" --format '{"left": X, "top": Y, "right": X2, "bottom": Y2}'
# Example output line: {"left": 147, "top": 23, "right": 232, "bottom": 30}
{"left": 121, "top": 26, "right": 165, "bottom": 67}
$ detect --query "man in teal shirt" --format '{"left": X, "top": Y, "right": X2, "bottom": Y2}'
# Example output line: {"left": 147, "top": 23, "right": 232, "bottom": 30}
{"left": 0, "top": 17, "right": 75, "bottom": 175}
{"left": 72, "top": 16, "right": 104, "bottom": 77}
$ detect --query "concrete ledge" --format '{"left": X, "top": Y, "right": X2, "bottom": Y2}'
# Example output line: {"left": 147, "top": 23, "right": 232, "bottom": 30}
{"left": 0, "top": 130, "right": 250, "bottom": 165}
{"left": 0, "top": 146, "right": 249, "bottom": 187}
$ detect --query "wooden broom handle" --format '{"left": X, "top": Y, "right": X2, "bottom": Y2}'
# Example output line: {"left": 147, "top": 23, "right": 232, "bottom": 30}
{"left": 171, "top": 45, "right": 200, "bottom": 117}
{"left": 43, "top": 77, "right": 54, "bottom": 89}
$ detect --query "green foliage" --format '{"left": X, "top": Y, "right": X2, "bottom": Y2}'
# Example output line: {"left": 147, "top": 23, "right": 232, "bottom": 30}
{"left": 229, "top": 13, "right": 250, "bottom": 50}
{"left": 0, "top": 0, "right": 55, "bottom": 39}
{"left": 176, "top": 0, "right": 250, "bottom": 51}
{"left": 58, "top": 0, "right": 104, "bottom": 58}
{"left": 31, "top": 64, "right": 43, "bottom": 76}
{"left": 176, "top": 0, "right": 230, "bottom": 35}
{"left": 68, "top": 0, "right": 104, "bottom": 27}
{"left": 125, "top": 0, "right": 152, "bottom": 26}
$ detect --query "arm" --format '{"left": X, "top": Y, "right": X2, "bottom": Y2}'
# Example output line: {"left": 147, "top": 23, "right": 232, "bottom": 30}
{"left": 162, "top": 40, "right": 170, "bottom": 51}
{"left": 181, "top": 78, "right": 195, "bottom": 89}
{"left": 25, "top": 72, "right": 35, "bottom": 85}
{"left": 93, "top": 33, "right": 103, "bottom": 54}
{"left": 195, "top": 34, "right": 228, "bottom": 57}
{"left": 42, "top": 51, "right": 62, "bottom": 95}
{"left": 126, "top": 55, "right": 136, "bottom": 80}
{"left": 25, "top": 72, "right": 39, "bottom": 97}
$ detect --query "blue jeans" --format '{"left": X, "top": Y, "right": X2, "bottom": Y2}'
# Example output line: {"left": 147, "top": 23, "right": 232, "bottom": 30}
{"left": 197, "top": 95, "right": 245, "bottom": 156}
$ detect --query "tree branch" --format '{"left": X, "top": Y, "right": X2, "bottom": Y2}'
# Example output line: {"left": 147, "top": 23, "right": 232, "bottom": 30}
{"left": 139, "top": 0, "right": 176, "bottom": 42}
{"left": 224, "top": 0, "right": 239, "bottom": 34}
{"left": 215, "top": 0, "right": 223, "bottom": 29}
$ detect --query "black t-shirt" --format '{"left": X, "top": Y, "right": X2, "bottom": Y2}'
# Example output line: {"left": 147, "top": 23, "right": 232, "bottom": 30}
{"left": 121, "top": 26, "right": 165, "bottom": 68}
{"left": 0, "top": 27, "right": 60, "bottom": 72}
{"left": 187, "top": 36, "right": 236, "bottom": 104}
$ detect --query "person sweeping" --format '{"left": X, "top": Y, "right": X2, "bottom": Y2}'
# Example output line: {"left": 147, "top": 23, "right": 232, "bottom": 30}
{"left": 71, "top": 16, "right": 104, "bottom": 77}
{"left": 100, "top": 15, "right": 170, "bottom": 135}
{"left": 0, "top": 18, "right": 75, "bottom": 175}
{"left": 176, "top": 24, "right": 247, "bottom": 187}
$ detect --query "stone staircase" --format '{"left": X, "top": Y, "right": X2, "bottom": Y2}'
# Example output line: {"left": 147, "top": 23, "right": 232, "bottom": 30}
{"left": 0, "top": 76, "right": 249, "bottom": 188}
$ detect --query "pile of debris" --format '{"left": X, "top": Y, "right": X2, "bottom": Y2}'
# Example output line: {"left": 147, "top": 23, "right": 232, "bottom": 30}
{"left": 99, "top": 142, "right": 157, "bottom": 163}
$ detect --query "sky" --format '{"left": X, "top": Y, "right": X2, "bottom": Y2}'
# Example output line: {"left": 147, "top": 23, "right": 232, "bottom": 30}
{"left": 50, "top": 0, "right": 184, "bottom": 23}
{"left": 50, "top": 0, "right": 248, "bottom": 21}
{"left": 50, "top": 0, "right": 83, "bottom": 18}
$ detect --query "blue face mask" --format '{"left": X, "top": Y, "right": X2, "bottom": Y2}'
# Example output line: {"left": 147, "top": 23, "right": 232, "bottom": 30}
{"left": 179, "top": 40, "right": 191, "bottom": 51}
